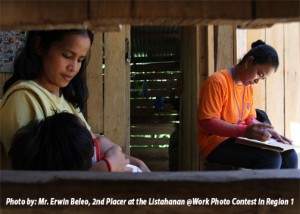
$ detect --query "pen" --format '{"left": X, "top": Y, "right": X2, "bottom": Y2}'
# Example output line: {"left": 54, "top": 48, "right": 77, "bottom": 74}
{"left": 250, "top": 118, "right": 271, "bottom": 137}
{"left": 262, "top": 128, "right": 271, "bottom": 137}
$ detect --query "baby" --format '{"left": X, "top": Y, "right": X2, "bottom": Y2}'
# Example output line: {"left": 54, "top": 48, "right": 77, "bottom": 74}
{"left": 9, "top": 112, "right": 141, "bottom": 172}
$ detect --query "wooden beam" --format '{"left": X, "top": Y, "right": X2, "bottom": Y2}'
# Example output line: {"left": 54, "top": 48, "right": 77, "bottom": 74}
{"left": 1, "top": 1, "right": 299, "bottom": 30}
{"left": 89, "top": 0, "right": 299, "bottom": 27}
{"left": 104, "top": 26, "right": 131, "bottom": 154}
{"left": 241, "top": 0, "right": 300, "bottom": 28}
{"left": 89, "top": 0, "right": 253, "bottom": 26}
{"left": 1, "top": 170, "right": 299, "bottom": 213}
{"left": 0, "top": 0, "right": 88, "bottom": 31}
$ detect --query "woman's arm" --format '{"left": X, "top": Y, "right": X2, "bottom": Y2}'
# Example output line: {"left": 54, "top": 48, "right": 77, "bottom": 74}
{"left": 90, "top": 146, "right": 131, "bottom": 172}
{"left": 91, "top": 135, "right": 130, "bottom": 172}
{"left": 200, "top": 118, "right": 273, "bottom": 141}
{"left": 245, "top": 117, "right": 292, "bottom": 144}
{"left": 199, "top": 118, "right": 247, "bottom": 137}
{"left": 126, "top": 155, "right": 150, "bottom": 172}
{"left": 93, "top": 134, "right": 150, "bottom": 172}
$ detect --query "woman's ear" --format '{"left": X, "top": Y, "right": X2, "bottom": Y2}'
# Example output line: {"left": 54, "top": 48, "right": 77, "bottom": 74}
{"left": 35, "top": 36, "right": 43, "bottom": 55}
{"left": 245, "top": 56, "right": 254, "bottom": 69}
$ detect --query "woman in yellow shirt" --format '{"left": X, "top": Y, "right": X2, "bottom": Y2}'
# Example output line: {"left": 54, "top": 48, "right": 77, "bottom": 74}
{"left": 0, "top": 29, "right": 149, "bottom": 172}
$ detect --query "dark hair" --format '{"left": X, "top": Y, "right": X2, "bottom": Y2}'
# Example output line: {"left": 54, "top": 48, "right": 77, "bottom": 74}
{"left": 9, "top": 112, "right": 94, "bottom": 170}
{"left": 3, "top": 29, "right": 94, "bottom": 111}
{"left": 239, "top": 40, "right": 279, "bottom": 71}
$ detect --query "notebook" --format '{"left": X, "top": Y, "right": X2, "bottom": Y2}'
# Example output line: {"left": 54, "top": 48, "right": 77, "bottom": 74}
{"left": 236, "top": 137, "right": 294, "bottom": 152}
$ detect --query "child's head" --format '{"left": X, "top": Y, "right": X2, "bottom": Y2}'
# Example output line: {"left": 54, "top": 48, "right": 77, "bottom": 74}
{"left": 9, "top": 112, "right": 94, "bottom": 170}
{"left": 3, "top": 29, "right": 94, "bottom": 111}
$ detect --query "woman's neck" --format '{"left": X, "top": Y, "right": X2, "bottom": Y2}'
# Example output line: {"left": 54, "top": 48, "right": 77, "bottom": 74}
{"left": 231, "top": 65, "right": 243, "bottom": 85}
{"left": 33, "top": 78, "right": 60, "bottom": 97}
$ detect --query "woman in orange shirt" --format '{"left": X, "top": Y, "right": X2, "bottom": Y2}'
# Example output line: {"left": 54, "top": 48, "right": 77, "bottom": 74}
{"left": 197, "top": 40, "right": 298, "bottom": 169}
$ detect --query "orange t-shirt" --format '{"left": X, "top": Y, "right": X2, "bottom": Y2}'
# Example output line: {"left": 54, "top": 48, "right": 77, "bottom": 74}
{"left": 197, "top": 70, "right": 256, "bottom": 158}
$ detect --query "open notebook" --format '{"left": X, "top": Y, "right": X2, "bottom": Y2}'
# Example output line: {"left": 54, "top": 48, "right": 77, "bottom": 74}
{"left": 236, "top": 137, "right": 294, "bottom": 152}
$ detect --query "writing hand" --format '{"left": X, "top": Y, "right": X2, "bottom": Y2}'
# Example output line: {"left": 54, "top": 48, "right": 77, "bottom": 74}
{"left": 246, "top": 123, "right": 273, "bottom": 142}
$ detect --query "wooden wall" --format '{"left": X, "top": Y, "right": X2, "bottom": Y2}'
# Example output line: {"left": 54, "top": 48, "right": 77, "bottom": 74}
{"left": 237, "top": 22, "right": 300, "bottom": 144}
{"left": 104, "top": 26, "right": 131, "bottom": 153}
{"left": 284, "top": 23, "right": 300, "bottom": 145}
{"left": 88, "top": 26, "right": 133, "bottom": 153}
{"left": 86, "top": 32, "right": 104, "bottom": 134}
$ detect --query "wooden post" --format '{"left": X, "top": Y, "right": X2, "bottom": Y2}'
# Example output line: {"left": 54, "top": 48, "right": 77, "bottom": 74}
{"left": 180, "top": 26, "right": 213, "bottom": 171}
{"left": 198, "top": 26, "right": 215, "bottom": 171}
{"left": 104, "top": 26, "right": 130, "bottom": 154}
{"left": 86, "top": 32, "right": 104, "bottom": 134}
{"left": 207, "top": 25, "right": 215, "bottom": 77}
{"left": 180, "top": 26, "right": 198, "bottom": 171}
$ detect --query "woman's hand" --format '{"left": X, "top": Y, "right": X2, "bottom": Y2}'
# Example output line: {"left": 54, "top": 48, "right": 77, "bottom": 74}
{"left": 104, "top": 146, "right": 130, "bottom": 172}
{"left": 126, "top": 155, "right": 151, "bottom": 172}
{"left": 245, "top": 123, "right": 273, "bottom": 142}
{"left": 136, "top": 161, "right": 151, "bottom": 172}
{"left": 94, "top": 134, "right": 150, "bottom": 172}
{"left": 265, "top": 128, "right": 293, "bottom": 145}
